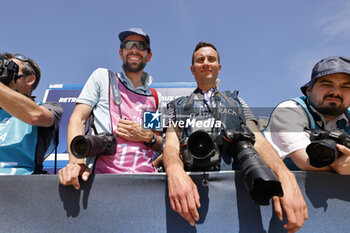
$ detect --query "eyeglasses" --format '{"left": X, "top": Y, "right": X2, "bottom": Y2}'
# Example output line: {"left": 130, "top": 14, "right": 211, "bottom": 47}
{"left": 12, "top": 53, "right": 37, "bottom": 77}
{"left": 14, "top": 74, "right": 27, "bottom": 80}
{"left": 120, "top": 40, "right": 150, "bottom": 51}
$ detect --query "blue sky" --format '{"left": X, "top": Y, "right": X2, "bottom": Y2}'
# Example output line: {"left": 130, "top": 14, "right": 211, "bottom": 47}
{"left": 2, "top": 0, "right": 350, "bottom": 107}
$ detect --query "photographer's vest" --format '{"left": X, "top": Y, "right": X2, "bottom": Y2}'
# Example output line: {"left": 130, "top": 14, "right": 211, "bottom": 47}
{"left": 173, "top": 88, "right": 245, "bottom": 170}
{"left": 94, "top": 73, "right": 157, "bottom": 174}
{"left": 292, "top": 96, "right": 350, "bottom": 133}
{"left": 269, "top": 96, "right": 350, "bottom": 170}
{"left": 0, "top": 107, "right": 40, "bottom": 175}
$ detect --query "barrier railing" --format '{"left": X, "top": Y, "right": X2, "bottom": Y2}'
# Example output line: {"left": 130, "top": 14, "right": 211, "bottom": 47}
{"left": 1, "top": 171, "right": 349, "bottom": 232}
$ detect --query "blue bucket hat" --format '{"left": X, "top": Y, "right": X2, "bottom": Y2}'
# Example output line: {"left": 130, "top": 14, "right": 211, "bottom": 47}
{"left": 301, "top": 56, "right": 350, "bottom": 95}
{"left": 118, "top": 28, "right": 150, "bottom": 46}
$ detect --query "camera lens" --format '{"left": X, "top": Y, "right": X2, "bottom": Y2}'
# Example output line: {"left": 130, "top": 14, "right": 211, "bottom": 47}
{"left": 70, "top": 135, "right": 92, "bottom": 158}
{"left": 188, "top": 130, "right": 216, "bottom": 159}
{"left": 307, "top": 139, "right": 339, "bottom": 168}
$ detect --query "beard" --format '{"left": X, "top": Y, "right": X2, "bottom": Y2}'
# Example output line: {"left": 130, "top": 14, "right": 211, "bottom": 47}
{"left": 123, "top": 54, "right": 147, "bottom": 73}
{"left": 308, "top": 94, "right": 347, "bottom": 116}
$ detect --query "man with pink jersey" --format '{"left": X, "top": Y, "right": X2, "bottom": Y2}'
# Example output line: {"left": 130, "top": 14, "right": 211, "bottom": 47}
{"left": 59, "top": 28, "right": 163, "bottom": 189}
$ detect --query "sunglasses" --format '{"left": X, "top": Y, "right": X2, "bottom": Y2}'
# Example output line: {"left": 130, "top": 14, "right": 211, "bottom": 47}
{"left": 12, "top": 53, "right": 37, "bottom": 78}
{"left": 121, "top": 40, "right": 150, "bottom": 51}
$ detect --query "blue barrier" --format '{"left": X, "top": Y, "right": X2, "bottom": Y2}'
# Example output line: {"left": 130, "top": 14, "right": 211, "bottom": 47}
{"left": 0, "top": 171, "right": 349, "bottom": 232}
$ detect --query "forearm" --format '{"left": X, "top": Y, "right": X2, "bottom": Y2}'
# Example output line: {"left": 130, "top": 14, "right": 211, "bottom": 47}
{"left": 247, "top": 120, "right": 292, "bottom": 178}
{"left": 163, "top": 127, "right": 183, "bottom": 172}
{"left": 254, "top": 135, "right": 292, "bottom": 178}
{"left": 67, "top": 104, "right": 92, "bottom": 164}
{"left": 0, "top": 83, "right": 53, "bottom": 126}
{"left": 163, "top": 143, "right": 184, "bottom": 172}
{"left": 289, "top": 148, "right": 333, "bottom": 172}
{"left": 67, "top": 117, "right": 86, "bottom": 164}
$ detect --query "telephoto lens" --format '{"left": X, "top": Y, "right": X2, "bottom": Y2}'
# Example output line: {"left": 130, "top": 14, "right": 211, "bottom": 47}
{"left": 221, "top": 126, "right": 283, "bottom": 205}
{"left": 233, "top": 140, "right": 283, "bottom": 205}
{"left": 70, "top": 133, "right": 116, "bottom": 158}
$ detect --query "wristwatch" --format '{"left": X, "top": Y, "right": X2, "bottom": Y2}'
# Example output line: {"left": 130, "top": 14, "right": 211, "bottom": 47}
{"left": 144, "top": 133, "right": 157, "bottom": 147}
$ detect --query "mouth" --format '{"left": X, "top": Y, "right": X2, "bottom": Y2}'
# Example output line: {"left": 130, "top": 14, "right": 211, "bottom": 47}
{"left": 127, "top": 54, "right": 142, "bottom": 62}
{"left": 324, "top": 96, "right": 343, "bottom": 104}
{"left": 201, "top": 69, "right": 212, "bottom": 73}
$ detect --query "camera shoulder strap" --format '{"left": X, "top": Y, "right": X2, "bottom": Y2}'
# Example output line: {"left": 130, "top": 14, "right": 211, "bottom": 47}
{"left": 108, "top": 70, "right": 123, "bottom": 119}
{"left": 86, "top": 112, "right": 98, "bottom": 135}
{"left": 219, "top": 91, "right": 246, "bottom": 123}
{"left": 184, "top": 88, "right": 203, "bottom": 112}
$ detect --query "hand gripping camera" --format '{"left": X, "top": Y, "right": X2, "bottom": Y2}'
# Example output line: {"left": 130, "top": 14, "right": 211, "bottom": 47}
{"left": 70, "top": 133, "right": 117, "bottom": 158}
{"left": 305, "top": 128, "right": 350, "bottom": 168}
{"left": 0, "top": 57, "right": 19, "bottom": 86}
{"left": 181, "top": 124, "right": 283, "bottom": 205}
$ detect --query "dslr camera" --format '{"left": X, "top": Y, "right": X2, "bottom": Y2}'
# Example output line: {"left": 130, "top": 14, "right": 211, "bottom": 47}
{"left": 305, "top": 128, "right": 350, "bottom": 168}
{"left": 181, "top": 124, "right": 283, "bottom": 205}
{"left": 70, "top": 133, "right": 117, "bottom": 158}
{"left": 0, "top": 57, "right": 19, "bottom": 86}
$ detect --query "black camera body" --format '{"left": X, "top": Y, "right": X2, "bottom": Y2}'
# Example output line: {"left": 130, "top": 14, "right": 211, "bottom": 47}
{"left": 0, "top": 58, "right": 19, "bottom": 86}
{"left": 306, "top": 128, "right": 350, "bottom": 168}
{"left": 180, "top": 130, "right": 221, "bottom": 171}
{"left": 181, "top": 124, "right": 283, "bottom": 205}
{"left": 70, "top": 133, "right": 117, "bottom": 159}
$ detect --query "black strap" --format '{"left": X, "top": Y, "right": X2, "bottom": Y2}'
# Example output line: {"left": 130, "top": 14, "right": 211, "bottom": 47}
{"left": 184, "top": 88, "right": 203, "bottom": 112}
{"left": 86, "top": 112, "right": 98, "bottom": 136}
{"left": 53, "top": 127, "right": 59, "bottom": 174}
{"left": 219, "top": 91, "right": 246, "bottom": 123}
{"left": 109, "top": 70, "right": 123, "bottom": 119}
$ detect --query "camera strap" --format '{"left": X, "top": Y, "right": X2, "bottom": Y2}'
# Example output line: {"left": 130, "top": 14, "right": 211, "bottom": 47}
{"left": 108, "top": 70, "right": 123, "bottom": 119}
{"left": 220, "top": 91, "right": 246, "bottom": 124}
{"left": 86, "top": 112, "right": 98, "bottom": 135}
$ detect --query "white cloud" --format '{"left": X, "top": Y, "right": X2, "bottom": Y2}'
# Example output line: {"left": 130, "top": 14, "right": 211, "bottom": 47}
{"left": 318, "top": 2, "right": 350, "bottom": 41}
{"left": 289, "top": 52, "right": 319, "bottom": 85}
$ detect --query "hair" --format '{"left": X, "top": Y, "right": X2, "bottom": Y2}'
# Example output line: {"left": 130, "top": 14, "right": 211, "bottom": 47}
{"left": 3, "top": 52, "right": 41, "bottom": 91}
{"left": 192, "top": 41, "right": 220, "bottom": 65}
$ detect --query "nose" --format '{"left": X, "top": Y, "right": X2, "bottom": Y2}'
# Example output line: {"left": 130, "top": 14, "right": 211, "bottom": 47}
{"left": 202, "top": 58, "right": 210, "bottom": 67}
{"left": 129, "top": 44, "right": 139, "bottom": 53}
{"left": 330, "top": 85, "right": 342, "bottom": 95}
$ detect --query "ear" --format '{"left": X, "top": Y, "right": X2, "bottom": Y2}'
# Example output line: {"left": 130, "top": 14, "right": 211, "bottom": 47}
{"left": 218, "top": 64, "right": 222, "bottom": 74}
{"left": 26, "top": 75, "right": 36, "bottom": 87}
{"left": 190, "top": 66, "right": 195, "bottom": 75}
{"left": 306, "top": 86, "right": 312, "bottom": 96}
{"left": 146, "top": 51, "right": 152, "bottom": 62}
{"left": 119, "top": 48, "right": 123, "bottom": 60}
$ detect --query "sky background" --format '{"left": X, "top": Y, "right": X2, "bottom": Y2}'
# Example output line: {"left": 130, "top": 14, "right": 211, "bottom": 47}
{"left": 2, "top": 0, "right": 350, "bottom": 108}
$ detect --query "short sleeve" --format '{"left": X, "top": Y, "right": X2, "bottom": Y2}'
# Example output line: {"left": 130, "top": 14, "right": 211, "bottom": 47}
{"left": 264, "top": 100, "right": 311, "bottom": 158}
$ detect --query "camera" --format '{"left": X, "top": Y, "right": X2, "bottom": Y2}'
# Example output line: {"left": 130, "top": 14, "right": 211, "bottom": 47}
{"left": 70, "top": 133, "right": 117, "bottom": 158}
{"left": 305, "top": 128, "right": 350, "bottom": 168}
{"left": 217, "top": 124, "right": 283, "bottom": 205}
{"left": 180, "top": 130, "right": 220, "bottom": 171}
{"left": 0, "top": 58, "right": 19, "bottom": 86}
{"left": 181, "top": 124, "right": 283, "bottom": 205}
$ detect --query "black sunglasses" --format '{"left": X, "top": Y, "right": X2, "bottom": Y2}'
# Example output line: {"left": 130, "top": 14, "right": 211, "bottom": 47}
{"left": 121, "top": 40, "right": 150, "bottom": 51}
{"left": 12, "top": 53, "right": 37, "bottom": 77}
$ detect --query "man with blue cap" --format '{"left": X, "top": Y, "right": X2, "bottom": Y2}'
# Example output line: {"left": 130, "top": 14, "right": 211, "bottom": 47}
{"left": 264, "top": 56, "right": 350, "bottom": 174}
{"left": 59, "top": 28, "right": 163, "bottom": 188}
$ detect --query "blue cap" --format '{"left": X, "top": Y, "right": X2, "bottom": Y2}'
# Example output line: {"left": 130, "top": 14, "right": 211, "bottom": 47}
{"left": 118, "top": 28, "right": 150, "bottom": 45}
{"left": 301, "top": 56, "right": 350, "bottom": 95}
